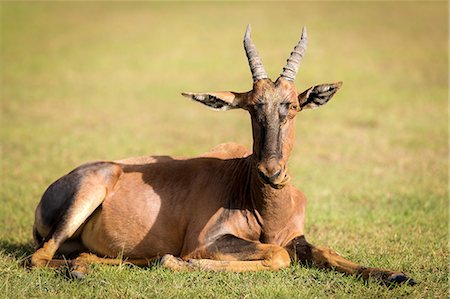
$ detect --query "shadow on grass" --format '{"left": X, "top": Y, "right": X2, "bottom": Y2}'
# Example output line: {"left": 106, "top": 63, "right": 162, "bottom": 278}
{"left": 0, "top": 239, "right": 35, "bottom": 264}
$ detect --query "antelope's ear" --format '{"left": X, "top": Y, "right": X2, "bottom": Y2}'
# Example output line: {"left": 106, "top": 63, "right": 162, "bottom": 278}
{"left": 181, "top": 91, "right": 249, "bottom": 111}
{"left": 298, "top": 82, "right": 342, "bottom": 110}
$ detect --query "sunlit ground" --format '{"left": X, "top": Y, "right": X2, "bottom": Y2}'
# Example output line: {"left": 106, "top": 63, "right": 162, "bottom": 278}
{"left": 1, "top": 2, "right": 447, "bottom": 298}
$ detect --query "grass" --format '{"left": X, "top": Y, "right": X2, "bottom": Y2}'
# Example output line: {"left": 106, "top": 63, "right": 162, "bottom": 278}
{"left": 0, "top": 2, "right": 448, "bottom": 298}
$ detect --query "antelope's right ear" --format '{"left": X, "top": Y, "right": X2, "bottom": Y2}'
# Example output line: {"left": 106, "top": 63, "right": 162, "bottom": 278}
{"left": 181, "top": 91, "right": 249, "bottom": 111}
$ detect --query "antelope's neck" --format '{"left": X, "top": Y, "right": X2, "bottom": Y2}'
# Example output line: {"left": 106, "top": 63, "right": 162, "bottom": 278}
{"left": 245, "top": 156, "right": 294, "bottom": 238}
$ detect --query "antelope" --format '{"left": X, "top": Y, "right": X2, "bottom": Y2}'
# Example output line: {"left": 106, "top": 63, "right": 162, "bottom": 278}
{"left": 31, "top": 25, "right": 415, "bottom": 285}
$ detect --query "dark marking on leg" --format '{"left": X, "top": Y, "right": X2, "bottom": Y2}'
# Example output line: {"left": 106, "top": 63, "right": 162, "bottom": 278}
{"left": 207, "top": 234, "right": 260, "bottom": 260}
{"left": 285, "top": 235, "right": 313, "bottom": 264}
{"left": 285, "top": 235, "right": 416, "bottom": 286}
{"left": 184, "top": 234, "right": 291, "bottom": 272}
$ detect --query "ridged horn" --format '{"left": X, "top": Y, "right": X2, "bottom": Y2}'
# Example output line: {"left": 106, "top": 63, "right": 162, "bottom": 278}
{"left": 243, "top": 24, "right": 268, "bottom": 82}
{"left": 280, "top": 26, "right": 308, "bottom": 81}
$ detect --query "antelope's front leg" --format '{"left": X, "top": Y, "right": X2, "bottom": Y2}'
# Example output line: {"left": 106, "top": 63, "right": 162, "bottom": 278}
{"left": 285, "top": 236, "right": 416, "bottom": 286}
{"left": 165, "top": 234, "right": 291, "bottom": 272}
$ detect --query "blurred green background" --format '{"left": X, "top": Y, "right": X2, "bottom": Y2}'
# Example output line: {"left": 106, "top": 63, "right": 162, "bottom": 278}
{"left": 1, "top": 2, "right": 448, "bottom": 298}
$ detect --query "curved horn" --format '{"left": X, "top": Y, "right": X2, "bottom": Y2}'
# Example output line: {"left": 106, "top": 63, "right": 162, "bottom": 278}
{"left": 280, "top": 26, "right": 308, "bottom": 81}
{"left": 243, "top": 24, "right": 268, "bottom": 82}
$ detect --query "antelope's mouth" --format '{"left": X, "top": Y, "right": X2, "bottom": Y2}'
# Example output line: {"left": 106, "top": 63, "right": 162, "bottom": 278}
{"left": 258, "top": 171, "right": 290, "bottom": 189}
{"left": 271, "top": 173, "right": 291, "bottom": 189}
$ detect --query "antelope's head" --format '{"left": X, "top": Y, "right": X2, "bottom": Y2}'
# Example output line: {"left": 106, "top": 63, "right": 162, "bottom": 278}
{"left": 183, "top": 25, "right": 342, "bottom": 189}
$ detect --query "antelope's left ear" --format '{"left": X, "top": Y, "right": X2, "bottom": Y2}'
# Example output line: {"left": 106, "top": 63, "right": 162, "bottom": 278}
{"left": 298, "top": 82, "right": 343, "bottom": 110}
{"left": 182, "top": 91, "right": 249, "bottom": 111}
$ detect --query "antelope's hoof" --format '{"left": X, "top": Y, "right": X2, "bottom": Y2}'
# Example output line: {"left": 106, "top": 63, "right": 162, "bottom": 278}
{"left": 70, "top": 270, "right": 86, "bottom": 280}
{"left": 21, "top": 256, "right": 33, "bottom": 269}
{"left": 386, "top": 273, "right": 416, "bottom": 286}
{"left": 160, "top": 254, "right": 189, "bottom": 271}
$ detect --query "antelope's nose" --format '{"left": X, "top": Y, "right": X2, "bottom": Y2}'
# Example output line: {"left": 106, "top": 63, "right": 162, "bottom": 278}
{"left": 257, "top": 160, "right": 284, "bottom": 184}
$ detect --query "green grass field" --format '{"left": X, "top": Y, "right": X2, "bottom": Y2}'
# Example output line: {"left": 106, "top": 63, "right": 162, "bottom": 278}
{"left": 1, "top": 2, "right": 448, "bottom": 298}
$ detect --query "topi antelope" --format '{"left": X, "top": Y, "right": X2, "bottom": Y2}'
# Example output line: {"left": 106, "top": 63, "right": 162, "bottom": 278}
{"left": 31, "top": 25, "right": 415, "bottom": 285}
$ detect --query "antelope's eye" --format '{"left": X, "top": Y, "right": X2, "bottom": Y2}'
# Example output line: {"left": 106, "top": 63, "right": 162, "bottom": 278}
{"left": 290, "top": 104, "right": 298, "bottom": 110}
{"left": 279, "top": 102, "right": 290, "bottom": 118}
{"left": 255, "top": 103, "right": 265, "bottom": 109}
